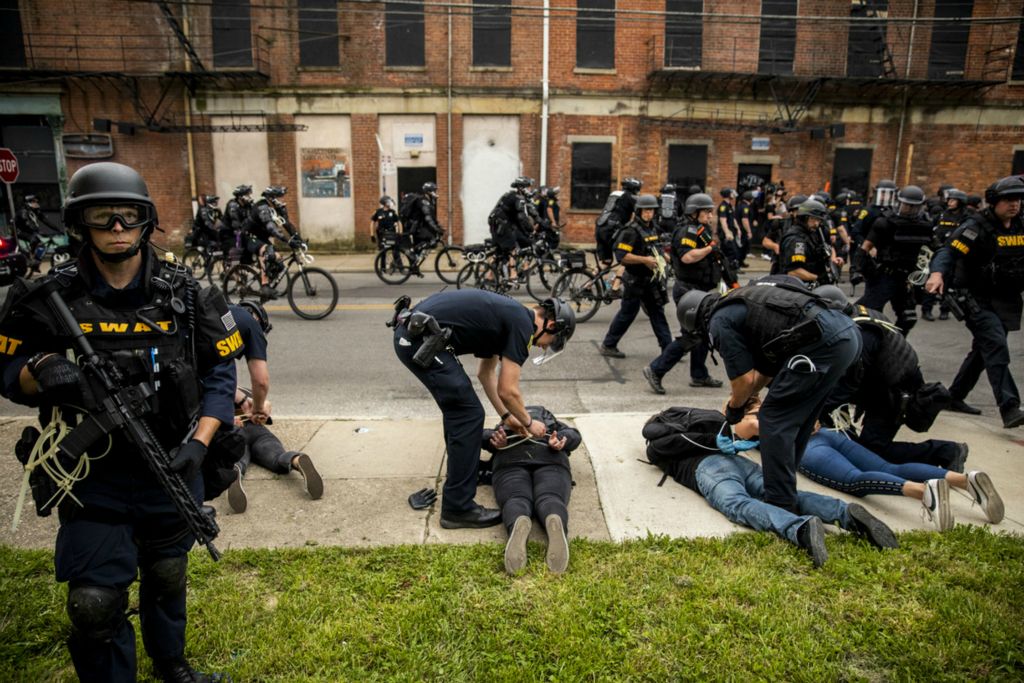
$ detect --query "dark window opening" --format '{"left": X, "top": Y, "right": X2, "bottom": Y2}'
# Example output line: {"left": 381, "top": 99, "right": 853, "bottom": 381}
{"left": 665, "top": 0, "right": 702, "bottom": 68}
{"left": 1013, "top": 22, "right": 1024, "bottom": 80}
{"left": 386, "top": 1, "right": 425, "bottom": 67}
{"left": 577, "top": 0, "right": 615, "bottom": 69}
{"left": 571, "top": 142, "right": 612, "bottom": 209}
{"left": 758, "top": 0, "right": 797, "bottom": 75}
{"left": 927, "top": 0, "right": 973, "bottom": 79}
{"left": 473, "top": 0, "right": 511, "bottom": 67}
{"left": 667, "top": 144, "right": 708, "bottom": 191}
{"left": 298, "top": 0, "right": 339, "bottom": 67}
{"left": 212, "top": 0, "right": 253, "bottom": 68}
{"left": 0, "top": 0, "right": 25, "bottom": 68}
{"left": 832, "top": 148, "right": 873, "bottom": 199}
{"left": 1013, "top": 150, "right": 1024, "bottom": 176}
{"left": 847, "top": 0, "right": 888, "bottom": 77}
{"left": 397, "top": 166, "right": 437, "bottom": 203}
{"left": 0, "top": 116, "right": 60, "bottom": 232}
{"left": 736, "top": 163, "right": 772, "bottom": 191}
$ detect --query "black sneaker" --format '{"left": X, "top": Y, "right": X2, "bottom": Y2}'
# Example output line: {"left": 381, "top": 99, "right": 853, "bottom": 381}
{"left": 226, "top": 465, "right": 247, "bottom": 514}
{"left": 948, "top": 398, "right": 982, "bottom": 416}
{"left": 440, "top": 505, "right": 502, "bottom": 529}
{"left": 796, "top": 517, "right": 828, "bottom": 568}
{"left": 259, "top": 285, "right": 279, "bottom": 300}
{"left": 599, "top": 345, "right": 626, "bottom": 359}
{"left": 155, "top": 657, "right": 231, "bottom": 683}
{"left": 845, "top": 503, "right": 899, "bottom": 549}
{"left": 1001, "top": 406, "right": 1024, "bottom": 429}
{"left": 292, "top": 453, "right": 324, "bottom": 500}
{"left": 689, "top": 376, "right": 723, "bottom": 388}
{"left": 642, "top": 365, "right": 666, "bottom": 395}
{"left": 605, "top": 288, "right": 623, "bottom": 301}
{"left": 921, "top": 309, "right": 935, "bottom": 321}
{"left": 938, "top": 311, "right": 950, "bottom": 321}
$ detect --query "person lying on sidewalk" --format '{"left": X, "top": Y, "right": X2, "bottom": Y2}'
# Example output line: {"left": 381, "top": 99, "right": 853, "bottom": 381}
{"left": 798, "top": 428, "right": 1003, "bottom": 533}
{"left": 644, "top": 401, "right": 898, "bottom": 569}
{"left": 225, "top": 393, "right": 324, "bottom": 513}
{"left": 480, "top": 406, "right": 581, "bottom": 575}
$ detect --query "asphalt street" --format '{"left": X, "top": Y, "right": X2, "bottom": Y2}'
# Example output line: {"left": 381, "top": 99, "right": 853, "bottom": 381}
{"left": 2, "top": 270, "right": 1022, "bottom": 432}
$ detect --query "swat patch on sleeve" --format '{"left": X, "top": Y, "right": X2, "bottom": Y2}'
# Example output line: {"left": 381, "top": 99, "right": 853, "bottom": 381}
{"left": 858, "top": 209, "right": 868, "bottom": 220}
{"left": 681, "top": 238, "right": 698, "bottom": 248}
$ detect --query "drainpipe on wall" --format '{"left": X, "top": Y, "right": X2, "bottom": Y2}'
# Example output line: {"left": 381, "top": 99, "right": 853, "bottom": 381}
{"left": 447, "top": 5, "right": 453, "bottom": 244}
{"left": 183, "top": 1, "right": 198, "bottom": 221}
{"left": 892, "top": 0, "right": 920, "bottom": 181}
{"left": 540, "top": 0, "right": 550, "bottom": 186}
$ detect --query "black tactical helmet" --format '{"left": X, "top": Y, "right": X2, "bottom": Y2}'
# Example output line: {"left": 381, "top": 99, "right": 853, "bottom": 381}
{"left": 546, "top": 186, "right": 560, "bottom": 198}
{"left": 233, "top": 184, "right": 252, "bottom": 197}
{"left": 786, "top": 194, "right": 809, "bottom": 211}
{"left": 987, "top": 175, "right": 1024, "bottom": 203}
{"left": 621, "top": 177, "right": 642, "bottom": 193}
{"left": 635, "top": 194, "right": 659, "bottom": 211}
{"left": 204, "top": 194, "right": 219, "bottom": 205}
{"left": 966, "top": 194, "right": 982, "bottom": 208}
{"left": 512, "top": 176, "right": 534, "bottom": 190}
{"left": 24, "top": 194, "right": 38, "bottom": 204}
{"left": 541, "top": 297, "right": 576, "bottom": 353}
{"left": 261, "top": 186, "right": 277, "bottom": 199}
{"left": 380, "top": 195, "right": 393, "bottom": 206}
{"left": 677, "top": 289, "right": 715, "bottom": 335}
{"left": 874, "top": 180, "right": 898, "bottom": 208}
{"left": 661, "top": 183, "right": 676, "bottom": 195}
{"left": 688, "top": 184, "right": 703, "bottom": 195}
{"left": 684, "top": 192, "right": 715, "bottom": 215}
{"left": 814, "top": 285, "right": 849, "bottom": 311}
{"left": 897, "top": 185, "right": 925, "bottom": 205}
{"left": 720, "top": 187, "right": 735, "bottom": 199}
{"left": 741, "top": 190, "right": 755, "bottom": 202}
{"left": 422, "top": 181, "right": 438, "bottom": 194}
{"left": 812, "top": 191, "right": 831, "bottom": 204}
{"left": 834, "top": 191, "right": 850, "bottom": 205}
{"left": 946, "top": 189, "right": 967, "bottom": 203}
{"left": 797, "top": 199, "right": 829, "bottom": 221}
{"left": 63, "top": 162, "right": 158, "bottom": 262}
{"left": 238, "top": 300, "right": 272, "bottom": 335}
{"left": 876, "top": 179, "right": 897, "bottom": 190}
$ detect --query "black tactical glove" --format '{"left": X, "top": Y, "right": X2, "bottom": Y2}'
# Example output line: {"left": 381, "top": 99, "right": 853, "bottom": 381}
{"left": 170, "top": 439, "right": 207, "bottom": 481}
{"left": 288, "top": 234, "right": 304, "bottom": 249}
{"left": 32, "top": 354, "right": 89, "bottom": 406}
{"left": 724, "top": 402, "right": 746, "bottom": 425}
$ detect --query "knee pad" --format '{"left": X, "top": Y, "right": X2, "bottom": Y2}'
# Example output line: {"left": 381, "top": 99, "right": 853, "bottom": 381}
{"left": 67, "top": 585, "right": 128, "bottom": 642}
{"left": 140, "top": 555, "right": 188, "bottom": 599}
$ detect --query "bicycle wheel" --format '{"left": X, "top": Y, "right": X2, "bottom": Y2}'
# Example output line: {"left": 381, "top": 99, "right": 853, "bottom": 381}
{"left": 287, "top": 266, "right": 339, "bottom": 320}
{"left": 182, "top": 248, "right": 208, "bottom": 280}
{"left": 374, "top": 248, "right": 412, "bottom": 285}
{"left": 206, "top": 251, "right": 230, "bottom": 287}
{"left": 525, "top": 258, "right": 561, "bottom": 302}
{"left": 434, "top": 245, "right": 465, "bottom": 284}
{"left": 456, "top": 261, "right": 500, "bottom": 291}
{"left": 221, "top": 264, "right": 261, "bottom": 304}
{"left": 551, "top": 268, "right": 603, "bottom": 323}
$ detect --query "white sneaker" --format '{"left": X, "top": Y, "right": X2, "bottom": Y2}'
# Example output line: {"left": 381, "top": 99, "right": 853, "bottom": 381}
{"left": 227, "top": 464, "right": 247, "bottom": 513}
{"left": 966, "top": 471, "right": 1004, "bottom": 524}
{"left": 504, "top": 516, "right": 531, "bottom": 575}
{"left": 922, "top": 478, "right": 953, "bottom": 531}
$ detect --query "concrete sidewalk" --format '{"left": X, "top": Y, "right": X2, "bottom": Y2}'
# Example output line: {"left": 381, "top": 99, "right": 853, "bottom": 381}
{"left": 0, "top": 411, "right": 1020, "bottom": 554}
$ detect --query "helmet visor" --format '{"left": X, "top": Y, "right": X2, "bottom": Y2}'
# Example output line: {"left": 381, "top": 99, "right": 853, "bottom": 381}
{"left": 875, "top": 187, "right": 896, "bottom": 208}
{"left": 80, "top": 203, "right": 154, "bottom": 230}
{"left": 531, "top": 346, "right": 563, "bottom": 366}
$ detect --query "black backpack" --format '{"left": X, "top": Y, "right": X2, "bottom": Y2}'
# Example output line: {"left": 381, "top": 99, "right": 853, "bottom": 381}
{"left": 398, "top": 193, "right": 420, "bottom": 225}
{"left": 642, "top": 407, "right": 726, "bottom": 486}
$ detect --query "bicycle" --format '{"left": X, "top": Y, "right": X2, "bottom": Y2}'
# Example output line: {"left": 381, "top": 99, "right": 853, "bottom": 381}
{"left": 549, "top": 250, "right": 626, "bottom": 323}
{"left": 373, "top": 232, "right": 466, "bottom": 285}
{"left": 221, "top": 242, "right": 339, "bottom": 320}
{"left": 182, "top": 238, "right": 237, "bottom": 287}
{"left": 454, "top": 239, "right": 561, "bottom": 302}
{"left": 19, "top": 232, "right": 72, "bottom": 275}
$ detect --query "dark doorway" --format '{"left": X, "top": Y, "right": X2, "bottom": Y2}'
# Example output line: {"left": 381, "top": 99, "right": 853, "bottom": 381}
{"left": 1012, "top": 150, "right": 1024, "bottom": 176}
{"left": 0, "top": 115, "right": 61, "bottom": 233}
{"left": 832, "top": 148, "right": 873, "bottom": 198}
{"left": 736, "top": 163, "right": 771, "bottom": 191}
{"left": 397, "top": 166, "right": 437, "bottom": 203}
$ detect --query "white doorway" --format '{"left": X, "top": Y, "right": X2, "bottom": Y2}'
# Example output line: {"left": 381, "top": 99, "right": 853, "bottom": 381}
{"left": 461, "top": 116, "right": 520, "bottom": 244}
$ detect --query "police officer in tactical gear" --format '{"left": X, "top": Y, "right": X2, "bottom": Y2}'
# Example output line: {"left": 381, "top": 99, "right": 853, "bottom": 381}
{"left": 595, "top": 177, "right": 641, "bottom": 266}
{"left": 0, "top": 162, "right": 240, "bottom": 683}
{"left": 489, "top": 176, "right": 536, "bottom": 271}
{"left": 716, "top": 188, "right": 741, "bottom": 271}
{"left": 190, "top": 194, "right": 224, "bottom": 251}
{"left": 677, "top": 276, "right": 862, "bottom": 514}
{"left": 371, "top": 195, "right": 400, "bottom": 244}
{"left": 657, "top": 183, "right": 679, "bottom": 237}
{"left": 644, "top": 192, "right": 735, "bottom": 394}
{"left": 15, "top": 193, "right": 63, "bottom": 252}
{"left": 854, "top": 185, "right": 933, "bottom": 335}
{"left": 225, "top": 184, "right": 254, "bottom": 248}
{"left": 536, "top": 185, "right": 562, "bottom": 250}
{"left": 598, "top": 194, "right": 672, "bottom": 358}
{"left": 851, "top": 179, "right": 897, "bottom": 247}
{"left": 392, "top": 291, "right": 575, "bottom": 528}
{"left": 248, "top": 187, "right": 298, "bottom": 298}
{"left": 405, "top": 181, "right": 443, "bottom": 249}
{"left": 778, "top": 199, "right": 841, "bottom": 286}
{"left": 922, "top": 189, "right": 969, "bottom": 321}
{"left": 925, "top": 175, "right": 1024, "bottom": 429}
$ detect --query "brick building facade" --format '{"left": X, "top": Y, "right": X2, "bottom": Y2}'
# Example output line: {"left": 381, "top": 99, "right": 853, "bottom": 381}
{"left": 0, "top": 0, "right": 1022, "bottom": 248}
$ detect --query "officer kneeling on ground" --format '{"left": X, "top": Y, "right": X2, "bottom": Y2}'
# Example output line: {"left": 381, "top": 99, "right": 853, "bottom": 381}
{"left": 925, "top": 175, "right": 1024, "bottom": 429}
{"left": 0, "top": 163, "right": 240, "bottom": 682}
{"left": 677, "top": 275, "right": 861, "bottom": 514}
{"left": 392, "top": 290, "right": 575, "bottom": 528}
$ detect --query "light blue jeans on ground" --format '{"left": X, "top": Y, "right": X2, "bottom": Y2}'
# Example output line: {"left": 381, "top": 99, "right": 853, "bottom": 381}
{"left": 695, "top": 454, "right": 849, "bottom": 546}
{"left": 800, "top": 428, "right": 950, "bottom": 496}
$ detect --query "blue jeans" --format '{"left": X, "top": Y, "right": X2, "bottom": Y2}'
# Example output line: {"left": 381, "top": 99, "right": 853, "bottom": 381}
{"left": 695, "top": 455, "right": 849, "bottom": 546}
{"left": 800, "top": 429, "right": 950, "bottom": 496}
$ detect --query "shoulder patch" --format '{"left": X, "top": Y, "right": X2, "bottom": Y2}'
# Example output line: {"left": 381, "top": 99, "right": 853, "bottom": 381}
{"left": 221, "top": 310, "right": 236, "bottom": 332}
{"left": 718, "top": 205, "right": 726, "bottom": 213}
{"left": 961, "top": 227, "right": 978, "bottom": 241}
{"left": 617, "top": 243, "right": 634, "bottom": 253}
{"left": 794, "top": 242, "right": 806, "bottom": 255}
{"left": 681, "top": 238, "right": 698, "bottom": 248}
{"left": 857, "top": 209, "right": 868, "bottom": 220}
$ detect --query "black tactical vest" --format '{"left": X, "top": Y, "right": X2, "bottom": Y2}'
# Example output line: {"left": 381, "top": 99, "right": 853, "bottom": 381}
{"left": 879, "top": 214, "right": 934, "bottom": 270}
{"left": 672, "top": 221, "right": 719, "bottom": 288}
{"left": 851, "top": 307, "right": 918, "bottom": 387}
{"left": 710, "top": 279, "right": 821, "bottom": 344}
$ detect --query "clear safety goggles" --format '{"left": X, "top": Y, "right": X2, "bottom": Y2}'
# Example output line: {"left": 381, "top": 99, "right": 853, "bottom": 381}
{"left": 80, "top": 203, "right": 153, "bottom": 230}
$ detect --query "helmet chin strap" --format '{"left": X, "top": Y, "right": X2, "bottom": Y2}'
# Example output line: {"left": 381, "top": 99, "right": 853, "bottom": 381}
{"left": 90, "top": 233, "right": 146, "bottom": 264}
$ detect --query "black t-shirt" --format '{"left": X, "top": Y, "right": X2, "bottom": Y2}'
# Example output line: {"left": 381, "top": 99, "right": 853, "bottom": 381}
{"left": 372, "top": 208, "right": 399, "bottom": 234}
{"left": 708, "top": 304, "right": 756, "bottom": 379}
{"left": 614, "top": 219, "right": 661, "bottom": 280}
{"left": 779, "top": 225, "right": 827, "bottom": 277}
{"left": 230, "top": 304, "right": 268, "bottom": 362}
{"left": 482, "top": 406, "right": 581, "bottom": 472}
{"left": 413, "top": 289, "right": 535, "bottom": 365}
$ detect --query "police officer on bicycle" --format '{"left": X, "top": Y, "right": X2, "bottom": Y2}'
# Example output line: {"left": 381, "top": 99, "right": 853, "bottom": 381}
{"left": 0, "top": 162, "right": 241, "bottom": 683}
{"left": 404, "top": 182, "right": 443, "bottom": 252}
{"left": 489, "top": 177, "right": 535, "bottom": 267}
{"left": 392, "top": 291, "right": 575, "bottom": 528}
{"left": 925, "top": 175, "right": 1024, "bottom": 428}
{"left": 249, "top": 187, "right": 299, "bottom": 299}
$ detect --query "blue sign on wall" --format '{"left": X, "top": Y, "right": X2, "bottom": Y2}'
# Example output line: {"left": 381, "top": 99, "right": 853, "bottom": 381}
{"left": 404, "top": 134, "right": 424, "bottom": 148}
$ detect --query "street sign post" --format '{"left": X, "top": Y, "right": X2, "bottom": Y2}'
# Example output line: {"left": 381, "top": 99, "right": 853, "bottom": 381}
{"left": 0, "top": 148, "right": 19, "bottom": 240}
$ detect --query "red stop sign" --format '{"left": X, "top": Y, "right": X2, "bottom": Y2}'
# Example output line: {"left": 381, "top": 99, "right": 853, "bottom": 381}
{"left": 0, "top": 148, "right": 19, "bottom": 184}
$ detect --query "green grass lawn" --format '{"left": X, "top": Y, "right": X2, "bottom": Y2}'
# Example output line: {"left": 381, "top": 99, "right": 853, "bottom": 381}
{"left": 2, "top": 526, "right": 1023, "bottom": 682}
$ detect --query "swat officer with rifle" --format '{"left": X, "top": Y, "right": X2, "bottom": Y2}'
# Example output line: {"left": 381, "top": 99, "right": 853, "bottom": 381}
{"left": 0, "top": 162, "right": 241, "bottom": 683}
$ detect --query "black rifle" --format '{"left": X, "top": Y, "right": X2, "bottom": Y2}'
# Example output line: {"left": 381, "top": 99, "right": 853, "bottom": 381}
{"left": 40, "top": 283, "right": 221, "bottom": 560}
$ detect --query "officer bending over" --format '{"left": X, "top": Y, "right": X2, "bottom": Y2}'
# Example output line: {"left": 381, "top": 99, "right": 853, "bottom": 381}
{"left": 0, "top": 162, "right": 239, "bottom": 683}
{"left": 925, "top": 175, "right": 1024, "bottom": 429}
{"left": 677, "top": 275, "right": 861, "bottom": 513}
{"left": 392, "top": 290, "right": 575, "bottom": 528}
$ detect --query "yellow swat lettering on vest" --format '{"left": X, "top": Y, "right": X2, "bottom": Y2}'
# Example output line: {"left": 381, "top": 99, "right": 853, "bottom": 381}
{"left": 951, "top": 240, "right": 970, "bottom": 254}
{"left": 99, "top": 322, "right": 129, "bottom": 333}
{"left": 996, "top": 235, "right": 1024, "bottom": 248}
{"left": 216, "top": 329, "right": 243, "bottom": 357}
{"left": 79, "top": 322, "right": 93, "bottom": 333}
{"left": 0, "top": 334, "right": 23, "bottom": 355}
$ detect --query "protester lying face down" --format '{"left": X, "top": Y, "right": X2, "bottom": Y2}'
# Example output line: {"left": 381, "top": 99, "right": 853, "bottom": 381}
{"left": 481, "top": 406, "right": 581, "bottom": 575}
